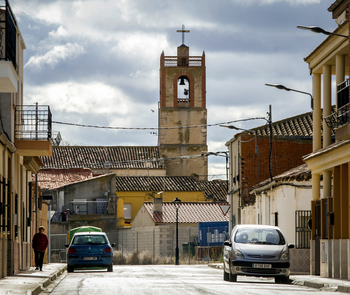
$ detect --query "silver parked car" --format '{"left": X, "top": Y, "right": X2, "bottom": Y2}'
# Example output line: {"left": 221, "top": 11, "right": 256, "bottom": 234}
{"left": 223, "top": 224, "right": 294, "bottom": 283}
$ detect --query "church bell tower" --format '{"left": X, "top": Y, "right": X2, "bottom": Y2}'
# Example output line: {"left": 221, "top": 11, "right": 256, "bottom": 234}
{"left": 158, "top": 25, "right": 208, "bottom": 180}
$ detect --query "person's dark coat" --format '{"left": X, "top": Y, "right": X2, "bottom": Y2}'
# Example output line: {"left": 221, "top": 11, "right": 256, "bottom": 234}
{"left": 32, "top": 232, "right": 49, "bottom": 252}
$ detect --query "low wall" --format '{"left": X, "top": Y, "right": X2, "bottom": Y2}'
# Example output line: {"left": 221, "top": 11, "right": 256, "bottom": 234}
{"left": 290, "top": 248, "right": 310, "bottom": 274}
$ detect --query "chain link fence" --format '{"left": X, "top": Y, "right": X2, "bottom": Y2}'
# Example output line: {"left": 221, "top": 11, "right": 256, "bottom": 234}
{"left": 49, "top": 224, "right": 229, "bottom": 265}
{"left": 117, "top": 224, "right": 228, "bottom": 264}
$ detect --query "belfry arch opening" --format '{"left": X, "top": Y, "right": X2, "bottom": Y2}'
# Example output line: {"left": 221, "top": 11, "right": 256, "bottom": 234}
{"left": 177, "top": 75, "right": 190, "bottom": 106}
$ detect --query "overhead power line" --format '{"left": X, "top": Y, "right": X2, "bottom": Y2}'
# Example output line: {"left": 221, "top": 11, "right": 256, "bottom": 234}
{"left": 51, "top": 116, "right": 267, "bottom": 130}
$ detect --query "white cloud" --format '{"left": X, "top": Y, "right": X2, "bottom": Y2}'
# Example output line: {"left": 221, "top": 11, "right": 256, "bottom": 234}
{"left": 112, "top": 33, "right": 169, "bottom": 62}
{"left": 25, "top": 43, "right": 85, "bottom": 69}
{"left": 49, "top": 26, "right": 69, "bottom": 38}
{"left": 25, "top": 81, "right": 130, "bottom": 115}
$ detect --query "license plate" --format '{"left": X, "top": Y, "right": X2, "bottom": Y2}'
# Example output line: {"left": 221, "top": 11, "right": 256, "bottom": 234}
{"left": 252, "top": 264, "right": 272, "bottom": 269}
{"left": 84, "top": 257, "right": 97, "bottom": 261}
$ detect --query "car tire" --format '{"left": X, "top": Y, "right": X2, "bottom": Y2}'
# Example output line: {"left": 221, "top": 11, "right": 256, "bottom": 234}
{"left": 107, "top": 264, "right": 113, "bottom": 272}
{"left": 280, "top": 276, "right": 289, "bottom": 284}
{"left": 67, "top": 265, "right": 74, "bottom": 273}
{"left": 228, "top": 262, "right": 237, "bottom": 282}
{"left": 223, "top": 264, "right": 229, "bottom": 281}
{"left": 275, "top": 276, "right": 289, "bottom": 284}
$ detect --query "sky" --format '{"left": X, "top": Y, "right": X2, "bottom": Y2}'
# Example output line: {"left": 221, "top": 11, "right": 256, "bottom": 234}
{"left": 11, "top": 0, "right": 337, "bottom": 180}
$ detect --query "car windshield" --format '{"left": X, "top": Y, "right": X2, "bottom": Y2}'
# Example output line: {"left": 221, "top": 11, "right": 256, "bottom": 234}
{"left": 72, "top": 235, "right": 108, "bottom": 245}
{"left": 234, "top": 228, "right": 285, "bottom": 245}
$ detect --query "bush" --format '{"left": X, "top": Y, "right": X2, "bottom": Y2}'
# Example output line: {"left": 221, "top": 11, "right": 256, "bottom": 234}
{"left": 113, "top": 251, "right": 127, "bottom": 265}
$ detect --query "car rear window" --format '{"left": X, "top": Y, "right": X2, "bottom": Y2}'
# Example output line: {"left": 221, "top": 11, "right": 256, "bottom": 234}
{"left": 234, "top": 228, "right": 286, "bottom": 245}
{"left": 72, "top": 235, "right": 108, "bottom": 245}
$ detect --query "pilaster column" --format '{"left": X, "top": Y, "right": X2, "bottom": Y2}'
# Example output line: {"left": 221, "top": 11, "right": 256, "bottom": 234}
{"left": 323, "top": 65, "right": 332, "bottom": 148}
{"left": 313, "top": 73, "right": 321, "bottom": 152}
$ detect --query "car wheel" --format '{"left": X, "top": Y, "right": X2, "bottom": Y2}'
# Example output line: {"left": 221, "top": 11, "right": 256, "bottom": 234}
{"left": 67, "top": 265, "right": 74, "bottom": 273}
{"left": 275, "top": 276, "right": 289, "bottom": 284}
{"left": 280, "top": 276, "right": 290, "bottom": 284}
{"left": 228, "top": 262, "right": 237, "bottom": 282}
{"left": 223, "top": 264, "right": 229, "bottom": 281}
{"left": 107, "top": 264, "right": 113, "bottom": 272}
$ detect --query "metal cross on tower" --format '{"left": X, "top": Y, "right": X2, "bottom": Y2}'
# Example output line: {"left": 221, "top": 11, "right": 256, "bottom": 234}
{"left": 177, "top": 24, "right": 190, "bottom": 45}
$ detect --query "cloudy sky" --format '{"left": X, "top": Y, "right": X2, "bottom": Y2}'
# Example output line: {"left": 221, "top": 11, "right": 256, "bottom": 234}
{"left": 11, "top": 0, "right": 336, "bottom": 179}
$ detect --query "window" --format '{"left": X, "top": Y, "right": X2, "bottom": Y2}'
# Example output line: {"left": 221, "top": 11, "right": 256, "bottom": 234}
{"left": 124, "top": 204, "right": 132, "bottom": 219}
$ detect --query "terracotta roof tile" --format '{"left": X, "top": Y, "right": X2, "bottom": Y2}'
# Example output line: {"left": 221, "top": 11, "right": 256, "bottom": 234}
{"left": 142, "top": 202, "right": 230, "bottom": 224}
{"left": 115, "top": 176, "right": 228, "bottom": 202}
{"left": 253, "top": 109, "right": 335, "bottom": 138}
{"left": 36, "top": 168, "right": 93, "bottom": 190}
{"left": 250, "top": 163, "right": 311, "bottom": 192}
{"left": 40, "top": 146, "right": 162, "bottom": 169}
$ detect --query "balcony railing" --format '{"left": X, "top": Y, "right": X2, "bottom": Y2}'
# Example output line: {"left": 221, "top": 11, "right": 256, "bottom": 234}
{"left": 324, "top": 103, "right": 349, "bottom": 130}
{"left": 163, "top": 56, "right": 203, "bottom": 67}
{"left": 0, "top": 0, "right": 17, "bottom": 71}
{"left": 324, "top": 79, "right": 350, "bottom": 130}
{"left": 15, "top": 104, "right": 52, "bottom": 140}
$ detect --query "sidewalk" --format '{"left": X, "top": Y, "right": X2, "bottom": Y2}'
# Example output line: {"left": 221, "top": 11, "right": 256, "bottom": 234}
{"left": 209, "top": 263, "right": 350, "bottom": 293}
{"left": 0, "top": 263, "right": 66, "bottom": 295}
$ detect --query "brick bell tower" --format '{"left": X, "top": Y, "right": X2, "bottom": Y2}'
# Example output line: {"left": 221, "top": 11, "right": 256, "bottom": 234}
{"left": 158, "top": 25, "right": 208, "bottom": 181}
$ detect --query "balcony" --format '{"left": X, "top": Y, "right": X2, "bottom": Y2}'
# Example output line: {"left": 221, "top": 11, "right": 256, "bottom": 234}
{"left": 324, "top": 79, "right": 350, "bottom": 140}
{"left": 0, "top": 0, "right": 19, "bottom": 93}
{"left": 14, "top": 104, "right": 53, "bottom": 156}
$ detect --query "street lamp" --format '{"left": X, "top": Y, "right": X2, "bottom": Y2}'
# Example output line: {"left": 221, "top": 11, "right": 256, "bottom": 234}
{"left": 173, "top": 197, "right": 181, "bottom": 265}
{"left": 219, "top": 105, "right": 273, "bottom": 233}
{"left": 219, "top": 126, "right": 259, "bottom": 184}
{"left": 201, "top": 151, "right": 229, "bottom": 181}
{"left": 265, "top": 83, "right": 313, "bottom": 109}
{"left": 297, "top": 25, "right": 348, "bottom": 38}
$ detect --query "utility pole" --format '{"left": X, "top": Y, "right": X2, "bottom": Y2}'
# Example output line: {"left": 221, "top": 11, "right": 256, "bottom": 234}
{"left": 268, "top": 105, "right": 273, "bottom": 181}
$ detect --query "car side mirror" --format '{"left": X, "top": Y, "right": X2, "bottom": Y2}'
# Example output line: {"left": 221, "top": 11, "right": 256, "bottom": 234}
{"left": 65, "top": 244, "right": 69, "bottom": 248}
{"left": 223, "top": 240, "right": 232, "bottom": 247}
{"left": 288, "top": 243, "right": 295, "bottom": 249}
{"left": 111, "top": 243, "right": 115, "bottom": 247}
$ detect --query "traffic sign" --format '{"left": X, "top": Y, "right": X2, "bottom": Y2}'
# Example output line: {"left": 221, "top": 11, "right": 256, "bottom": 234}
{"left": 219, "top": 204, "right": 230, "bottom": 216}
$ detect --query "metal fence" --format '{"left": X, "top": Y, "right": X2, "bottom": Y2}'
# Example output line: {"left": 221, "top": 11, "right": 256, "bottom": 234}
{"left": 295, "top": 210, "right": 311, "bottom": 249}
{"left": 117, "top": 225, "right": 228, "bottom": 264}
{"left": 50, "top": 234, "right": 68, "bottom": 263}
{"left": 49, "top": 225, "right": 229, "bottom": 265}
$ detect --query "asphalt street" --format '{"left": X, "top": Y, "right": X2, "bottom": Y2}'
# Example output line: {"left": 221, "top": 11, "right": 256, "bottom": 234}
{"left": 40, "top": 265, "right": 340, "bottom": 295}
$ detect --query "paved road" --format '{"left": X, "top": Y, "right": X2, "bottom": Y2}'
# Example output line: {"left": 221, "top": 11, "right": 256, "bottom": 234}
{"left": 41, "top": 265, "right": 338, "bottom": 295}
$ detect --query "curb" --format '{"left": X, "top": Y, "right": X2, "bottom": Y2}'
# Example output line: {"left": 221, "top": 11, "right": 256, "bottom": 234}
{"left": 27, "top": 265, "right": 67, "bottom": 295}
{"left": 337, "top": 285, "right": 350, "bottom": 293}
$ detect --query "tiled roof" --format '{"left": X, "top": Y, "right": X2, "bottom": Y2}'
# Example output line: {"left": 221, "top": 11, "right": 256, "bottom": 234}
{"left": 198, "top": 180, "right": 228, "bottom": 202}
{"left": 142, "top": 202, "right": 230, "bottom": 224}
{"left": 40, "top": 146, "right": 162, "bottom": 169}
{"left": 115, "top": 176, "right": 228, "bottom": 202}
{"left": 250, "top": 163, "right": 311, "bottom": 192}
{"left": 36, "top": 168, "right": 93, "bottom": 190}
{"left": 252, "top": 109, "right": 334, "bottom": 138}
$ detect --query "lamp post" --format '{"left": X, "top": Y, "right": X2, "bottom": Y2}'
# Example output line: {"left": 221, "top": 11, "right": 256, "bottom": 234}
{"left": 220, "top": 125, "right": 259, "bottom": 230}
{"left": 201, "top": 151, "right": 229, "bottom": 181}
{"left": 265, "top": 83, "right": 313, "bottom": 109}
{"left": 297, "top": 25, "right": 348, "bottom": 38}
{"left": 219, "top": 105, "right": 272, "bottom": 233}
{"left": 219, "top": 126, "right": 259, "bottom": 184}
{"left": 173, "top": 197, "right": 181, "bottom": 265}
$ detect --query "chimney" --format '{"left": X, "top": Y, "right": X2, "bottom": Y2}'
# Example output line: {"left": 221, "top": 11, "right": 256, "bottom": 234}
{"left": 153, "top": 197, "right": 163, "bottom": 214}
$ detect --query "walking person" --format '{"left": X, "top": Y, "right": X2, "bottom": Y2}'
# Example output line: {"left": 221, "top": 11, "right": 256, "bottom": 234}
{"left": 32, "top": 226, "right": 49, "bottom": 271}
